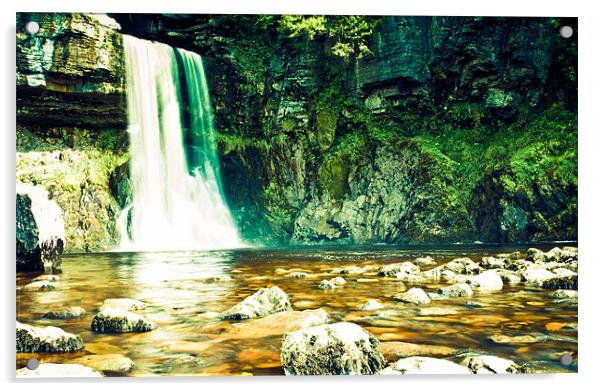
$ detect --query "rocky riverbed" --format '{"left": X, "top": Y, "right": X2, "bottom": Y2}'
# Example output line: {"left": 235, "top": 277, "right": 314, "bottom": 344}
{"left": 16, "top": 244, "right": 577, "bottom": 376}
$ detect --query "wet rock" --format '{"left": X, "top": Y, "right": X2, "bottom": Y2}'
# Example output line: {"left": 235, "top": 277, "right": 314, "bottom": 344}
{"left": 71, "top": 354, "right": 135, "bottom": 373}
{"left": 281, "top": 322, "right": 385, "bottom": 375}
{"left": 32, "top": 274, "right": 60, "bottom": 282}
{"left": 206, "top": 309, "right": 329, "bottom": 340}
{"left": 496, "top": 251, "right": 523, "bottom": 261}
{"left": 442, "top": 258, "right": 482, "bottom": 275}
{"left": 437, "top": 283, "right": 473, "bottom": 298}
{"left": 496, "top": 269, "right": 522, "bottom": 284}
{"left": 527, "top": 247, "right": 577, "bottom": 263}
{"left": 360, "top": 299, "right": 385, "bottom": 311}
{"left": 17, "top": 321, "right": 83, "bottom": 353}
{"left": 378, "top": 262, "right": 420, "bottom": 277}
{"left": 380, "top": 356, "right": 471, "bottom": 375}
{"left": 521, "top": 267, "right": 556, "bottom": 286}
{"left": 461, "top": 355, "right": 528, "bottom": 374}
{"left": 468, "top": 270, "right": 503, "bottom": 291}
{"left": 16, "top": 184, "right": 66, "bottom": 272}
{"left": 505, "top": 259, "right": 534, "bottom": 272}
{"left": 318, "top": 280, "right": 337, "bottom": 290}
{"left": 394, "top": 287, "right": 431, "bottom": 305}
{"left": 220, "top": 286, "right": 292, "bottom": 320}
{"left": 551, "top": 268, "right": 577, "bottom": 278}
{"left": 380, "top": 342, "right": 457, "bottom": 361}
{"left": 99, "top": 298, "right": 146, "bottom": 311}
{"left": 22, "top": 280, "right": 59, "bottom": 291}
{"left": 480, "top": 256, "right": 505, "bottom": 269}
{"left": 542, "top": 274, "right": 577, "bottom": 290}
{"left": 91, "top": 308, "right": 156, "bottom": 333}
{"left": 44, "top": 306, "right": 87, "bottom": 319}
{"left": 333, "top": 265, "right": 364, "bottom": 275}
{"left": 552, "top": 289, "right": 578, "bottom": 301}
{"left": 489, "top": 334, "right": 540, "bottom": 344}
{"left": 330, "top": 276, "right": 347, "bottom": 285}
{"left": 545, "top": 322, "right": 567, "bottom": 332}
{"left": 284, "top": 271, "right": 309, "bottom": 278}
{"left": 414, "top": 256, "right": 436, "bottom": 266}
{"left": 16, "top": 363, "right": 102, "bottom": 378}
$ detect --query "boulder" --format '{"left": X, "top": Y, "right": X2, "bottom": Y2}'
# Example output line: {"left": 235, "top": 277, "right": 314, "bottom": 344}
{"left": 496, "top": 251, "right": 522, "bottom": 260}
{"left": 542, "top": 275, "right": 577, "bottom": 290}
{"left": 551, "top": 268, "right": 577, "bottom": 278}
{"left": 437, "top": 283, "right": 473, "bottom": 298}
{"left": 330, "top": 276, "right": 347, "bottom": 285}
{"left": 480, "top": 256, "right": 505, "bottom": 269}
{"left": 43, "top": 306, "right": 87, "bottom": 319}
{"left": 442, "top": 258, "right": 482, "bottom": 275}
{"left": 220, "top": 286, "right": 292, "bottom": 320}
{"left": 71, "top": 354, "right": 135, "bottom": 373}
{"left": 380, "top": 356, "right": 471, "bottom": 375}
{"left": 394, "top": 287, "right": 431, "bottom": 305}
{"left": 360, "top": 299, "right": 385, "bottom": 311}
{"left": 285, "top": 271, "right": 309, "bottom": 278}
{"left": 378, "top": 262, "right": 420, "bottom": 277}
{"left": 461, "top": 355, "right": 528, "bottom": 374}
{"left": 91, "top": 308, "right": 156, "bottom": 333}
{"left": 17, "top": 321, "right": 83, "bottom": 353}
{"left": 496, "top": 269, "right": 522, "bottom": 284}
{"left": 280, "top": 322, "right": 385, "bottom": 375}
{"left": 16, "top": 184, "right": 65, "bottom": 272}
{"left": 99, "top": 298, "right": 146, "bottom": 311}
{"left": 16, "top": 363, "right": 102, "bottom": 378}
{"left": 318, "top": 280, "right": 337, "bottom": 290}
{"left": 521, "top": 267, "right": 556, "bottom": 286}
{"left": 380, "top": 342, "right": 457, "bottom": 361}
{"left": 414, "top": 256, "right": 436, "bottom": 266}
{"left": 468, "top": 270, "right": 504, "bottom": 291}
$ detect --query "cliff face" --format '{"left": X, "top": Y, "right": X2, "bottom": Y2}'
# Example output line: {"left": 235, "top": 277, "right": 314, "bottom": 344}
{"left": 17, "top": 13, "right": 128, "bottom": 252}
{"left": 17, "top": 13, "right": 577, "bottom": 250}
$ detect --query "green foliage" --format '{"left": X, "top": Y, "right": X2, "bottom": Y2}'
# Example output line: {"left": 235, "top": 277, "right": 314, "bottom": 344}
{"left": 257, "top": 15, "right": 380, "bottom": 59}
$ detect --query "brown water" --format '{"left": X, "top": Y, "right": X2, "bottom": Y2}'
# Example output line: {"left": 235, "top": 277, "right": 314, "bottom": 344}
{"left": 16, "top": 244, "right": 578, "bottom": 376}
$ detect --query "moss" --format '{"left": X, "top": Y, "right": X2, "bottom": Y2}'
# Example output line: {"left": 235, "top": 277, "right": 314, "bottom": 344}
{"left": 315, "top": 107, "right": 339, "bottom": 151}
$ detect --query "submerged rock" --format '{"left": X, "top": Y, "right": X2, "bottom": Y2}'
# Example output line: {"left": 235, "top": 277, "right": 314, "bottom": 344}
{"left": 380, "top": 356, "right": 471, "bottom": 375}
{"left": 16, "top": 363, "right": 102, "bottom": 378}
{"left": 360, "top": 299, "right": 385, "bottom": 311}
{"left": 44, "top": 306, "right": 87, "bottom": 319}
{"left": 220, "top": 286, "right": 292, "bottom": 320}
{"left": 16, "top": 184, "right": 66, "bottom": 272}
{"left": 417, "top": 307, "right": 460, "bottom": 316}
{"left": 380, "top": 342, "right": 457, "bottom": 361}
{"left": 468, "top": 270, "right": 504, "bottom": 291}
{"left": 437, "top": 283, "right": 473, "bottom": 298}
{"left": 461, "top": 355, "right": 529, "bottom": 374}
{"left": 284, "top": 271, "right": 310, "bottom": 278}
{"left": 280, "top": 322, "right": 385, "bottom": 375}
{"left": 394, "top": 287, "right": 431, "bottom": 305}
{"left": 22, "top": 280, "right": 59, "bottom": 291}
{"left": 99, "top": 298, "right": 147, "bottom": 311}
{"left": 489, "top": 334, "right": 540, "bottom": 344}
{"left": 318, "top": 280, "right": 337, "bottom": 290}
{"left": 17, "top": 321, "right": 83, "bottom": 353}
{"left": 91, "top": 308, "right": 156, "bottom": 333}
{"left": 32, "top": 274, "right": 60, "bottom": 282}
{"left": 205, "top": 309, "right": 329, "bottom": 340}
{"left": 71, "top": 354, "right": 135, "bottom": 373}
{"left": 333, "top": 265, "right": 364, "bottom": 275}
{"left": 378, "top": 262, "right": 420, "bottom": 277}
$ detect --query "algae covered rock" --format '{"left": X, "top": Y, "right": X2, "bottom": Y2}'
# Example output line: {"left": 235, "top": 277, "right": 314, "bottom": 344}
{"left": 43, "top": 306, "right": 87, "bottom": 319}
{"left": 380, "top": 356, "right": 471, "bottom": 375}
{"left": 17, "top": 321, "right": 83, "bottom": 353}
{"left": 220, "top": 286, "right": 292, "bottom": 320}
{"left": 16, "top": 183, "right": 65, "bottom": 272}
{"left": 91, "top": 308, "right": 156, "bottom": 333}
{"left": 280, "top": 322, "right": 385, "bottom": 375}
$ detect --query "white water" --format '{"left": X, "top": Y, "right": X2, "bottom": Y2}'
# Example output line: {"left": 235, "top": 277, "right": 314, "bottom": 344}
{"left": 120, "top": 35, "right": 243, "bottom": 251}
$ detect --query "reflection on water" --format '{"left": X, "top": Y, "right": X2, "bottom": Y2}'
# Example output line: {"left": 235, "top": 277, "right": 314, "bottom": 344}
{"left": 16, "top": 244, "right": 578, "bottom": 376}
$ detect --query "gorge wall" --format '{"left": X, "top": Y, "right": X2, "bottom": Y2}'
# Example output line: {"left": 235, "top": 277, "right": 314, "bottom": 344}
{"left": 16, "top": 13, "right": 578, "bottom": 251}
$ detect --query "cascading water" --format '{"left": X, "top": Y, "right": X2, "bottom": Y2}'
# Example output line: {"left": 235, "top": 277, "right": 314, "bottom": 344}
{"left": 119, "top": 35, "right": 243, "bottom": 251}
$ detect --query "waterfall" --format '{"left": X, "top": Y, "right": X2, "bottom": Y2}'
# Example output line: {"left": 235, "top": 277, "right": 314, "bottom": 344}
{"left": 120, "top": 35, "right": 243, "bottom": 251}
